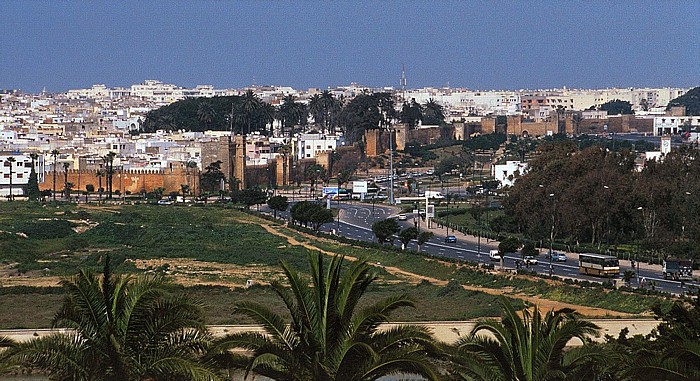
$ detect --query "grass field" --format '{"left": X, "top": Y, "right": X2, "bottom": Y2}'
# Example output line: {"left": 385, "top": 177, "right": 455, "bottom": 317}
{"left": 0, "top": 202, "right": 671, "bottom": 329}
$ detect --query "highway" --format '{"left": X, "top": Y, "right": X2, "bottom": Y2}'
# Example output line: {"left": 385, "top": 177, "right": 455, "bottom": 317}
{"left": 266, "top": 200, "right": 695, "bottom": 296}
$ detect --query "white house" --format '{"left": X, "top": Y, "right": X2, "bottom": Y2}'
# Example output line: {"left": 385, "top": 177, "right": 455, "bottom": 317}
{"left": 0, "top": 153, "right": 45, "bottom": 197}
{"left": 491, "top": 161, "right": 528, "bottom": 188}
{"left": 653, "top": 116, "right": 700, "bottom": 136}
{"left": 294, "top": 133, "right": 345, "bottom": 160}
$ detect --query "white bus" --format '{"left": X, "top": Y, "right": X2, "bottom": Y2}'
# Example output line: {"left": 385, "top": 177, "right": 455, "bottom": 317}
{"left": 578, "top": 254, "right": 620, "bottom": 277}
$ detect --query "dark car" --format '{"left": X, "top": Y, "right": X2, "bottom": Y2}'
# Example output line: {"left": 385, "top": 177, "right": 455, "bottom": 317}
{"left": 445, "top": 235, "right": 457, "bottom": 243}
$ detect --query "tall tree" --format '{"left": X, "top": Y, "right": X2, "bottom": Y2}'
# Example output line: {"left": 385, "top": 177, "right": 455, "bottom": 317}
{"left": 372, "top": 218, "right": 401, "bottom": 244}
{"left": 422, "top": 99, "right": 445, "bottom": 125}
{"left": 103, "top": 152, "right": 116, "bottom": 199}
{"left": 197, "top": 102, "right": 216, "bottom": 130}
{"left": 259, "top": 102, "right": 277, "bottom": 136}
{"left": 599, "top": 99, "right": 634, "bottom": 115}
{"left": 279, "top": 95, "right": 306, "bottom": 136}
{"left": 50, "top": 149, "right": 59, "bottom": 201}
{"left": 25, "top": 153, "right": 41, "bottom": 202}
{"left": 267, "top": 195, "right": 289, "bottom": 218}
{"left": 62, "top": 162, "right": 70, "bottom": 199}
{"left": 666, "top": 86, "right": 700, "bottom": 116}
{"left": 200, "top": 161, "right": 226, "bottom": 194}
{"left": 400, "top": 99, "right": 423, "bottom": 129}
{"left": 96, "top": 169, "right": 105, "bottom": 202}
{"left": 4, "top": 157, "right": 16, "bottom": 200}
{"left": 238, "top": 90, "right": 262, "bottom": 134}
{"left": 10, "top": 257, "right": 216, "bottom": 381}
{"left": 208, "top": 253, "right": 440, "bottom": 381}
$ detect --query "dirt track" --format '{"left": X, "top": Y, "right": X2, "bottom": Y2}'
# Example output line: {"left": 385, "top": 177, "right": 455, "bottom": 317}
{"left": 255, "top": 221, "right": 635, "bottom": 318}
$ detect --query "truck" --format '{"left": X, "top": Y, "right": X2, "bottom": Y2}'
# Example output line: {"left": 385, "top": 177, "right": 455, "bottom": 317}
{"left": 662, "top": 258, "right": 693, "bottom": 280}
{"left": 421, "top": 191, "right": 445, "bottom": 199}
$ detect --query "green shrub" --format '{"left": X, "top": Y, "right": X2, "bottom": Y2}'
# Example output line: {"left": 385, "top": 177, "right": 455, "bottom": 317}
{"left": 17, "top": 219, "right": 75, "bottom": 240}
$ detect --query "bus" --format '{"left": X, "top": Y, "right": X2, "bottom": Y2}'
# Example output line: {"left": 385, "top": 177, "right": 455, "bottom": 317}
{"left": 578, "top": 253, "right": 620, "bottom": 277}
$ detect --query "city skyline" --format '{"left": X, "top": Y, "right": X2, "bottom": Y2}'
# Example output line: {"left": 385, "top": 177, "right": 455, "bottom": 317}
{"left": 1, "top": 1, "right": 699, "bottom": 93}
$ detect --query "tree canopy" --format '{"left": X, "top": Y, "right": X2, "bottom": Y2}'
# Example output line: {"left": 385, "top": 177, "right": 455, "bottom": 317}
{"left": 667, "top": 86, "right": 700, "bottom": 116}
{"left": 598, "top": 99, "right": 634, "bottom": 115}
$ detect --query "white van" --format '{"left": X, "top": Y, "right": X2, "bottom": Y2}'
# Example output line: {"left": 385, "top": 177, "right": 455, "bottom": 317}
{"left": 489, "top": 249, "right": 502, "bottom": 261}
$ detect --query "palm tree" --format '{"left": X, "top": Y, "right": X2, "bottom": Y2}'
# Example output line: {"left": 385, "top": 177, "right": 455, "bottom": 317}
{"left": 103, "top": 152, "right": 116, "bottom": 199}
{"left": 280, "top": 95, "right": 306, "bottom": 136}
{"left": 400, "top": 99, "right": 423, "bottom": 129}
{"left": 308, "top": 93, "right": 324, "bottom": 130}
{"left": 197, "top": 102, "right": 216, "bottom": 130}
{"left": 452, "top": 296, "right": 601, "bottom": 381}
{"left": 622, "top": 339, "right": 700, "bottom": 381}
{"left": 96, "top": 169, "right": 105, "bottom": 203}
{"left": 239, "top": 89, "right": 262, "bottom": 135}
{"left": 62, "top": 161, "right": 70, "bottom": 199}
{"left": 10, "top": 257, "right": 217, "bottom": 381}
{"left": 4, "top": 157, "right": 15, "bottom": 200}
{"left": 320, "top": 90, "right": 340, "bottom": 133}
{"left": 50, "top": 149, "right": 59, "bottom": 201}
{"left": 0, "top": 335, "right": 17, "bottom": 374}
{"left": 258, "top": 102, "right": 277, "bottom": 136}
{"left": 209, "top": 253, "right": 441, "bottom": 381}
{"left": 422, "top": 99, "right": 445, "bottom": 125}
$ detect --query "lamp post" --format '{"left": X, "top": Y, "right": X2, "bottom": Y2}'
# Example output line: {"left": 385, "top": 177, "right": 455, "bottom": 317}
{"left": 636, "top": 206, "right": 643, "bottom": 281}
{"left": 548, "top": 192, "right": 555, "bottom": 276}
{"left": 686, "top": 191, "right": 692, "bottom": 260}
{"left": 445, "top": 203, "right": 449, "bottom": 234}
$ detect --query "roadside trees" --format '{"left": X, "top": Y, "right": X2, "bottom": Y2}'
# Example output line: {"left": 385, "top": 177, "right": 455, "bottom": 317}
{"left": 372, "top": 218, "right": 401, "bottom": 244}
{"left": 417, "top": 231, "right": 434, "bottom": 252}
{"left": 499, "top": 237, "right": 521, "bottom": 256}
{"left": 399, "top": 227, "right": 419, "bottom": 250}
{"left": 290, "top": 201, "right": 333, "bottom": 232}
{"left": 267, "top": 195, "right": 289, "bottom": 218}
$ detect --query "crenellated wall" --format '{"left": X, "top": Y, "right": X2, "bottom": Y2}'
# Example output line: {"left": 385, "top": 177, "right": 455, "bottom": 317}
{"left": 40, "top": 166, "right": 192, "bottom": 195}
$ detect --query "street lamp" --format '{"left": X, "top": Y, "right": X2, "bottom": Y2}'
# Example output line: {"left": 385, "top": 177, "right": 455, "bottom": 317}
{"left": 636, "top": 206, "right": 643, "bottom": 281}
{"left": 548, "top": 193, "right": 555, "bottom": 276}
{"left": 685, "top": 191, "right": 692, "bottom": 260}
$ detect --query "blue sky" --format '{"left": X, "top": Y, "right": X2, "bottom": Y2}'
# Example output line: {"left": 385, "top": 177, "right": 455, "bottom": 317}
{"left": 1, "top": 1, "right": 698, "bottom": 93}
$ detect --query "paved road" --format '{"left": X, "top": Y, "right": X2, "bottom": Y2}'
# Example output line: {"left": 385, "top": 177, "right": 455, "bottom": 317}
{"left": 265, "top": 201, "right": 695, "bottom": 295}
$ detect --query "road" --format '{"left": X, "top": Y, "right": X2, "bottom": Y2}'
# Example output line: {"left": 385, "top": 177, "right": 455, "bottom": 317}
{"left": 265, "top": 201, "right": 695, "bottom": 296}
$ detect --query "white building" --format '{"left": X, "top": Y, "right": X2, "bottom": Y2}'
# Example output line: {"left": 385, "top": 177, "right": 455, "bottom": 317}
{"left": 0, "top": 153, "right": 45, "bottom": 197}
{"left": 294, "top": 133, "right": 345, "bottom": 160}
{"left": 491, "top": 161, "right": 528, "bottom": 188}
{"left": 653, "top": 116, "right": 700, "bottom": 136}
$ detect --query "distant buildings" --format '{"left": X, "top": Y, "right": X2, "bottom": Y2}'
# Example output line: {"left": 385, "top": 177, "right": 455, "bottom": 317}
{"left": 0, "top": 80, "right": 694, "bottom": 197}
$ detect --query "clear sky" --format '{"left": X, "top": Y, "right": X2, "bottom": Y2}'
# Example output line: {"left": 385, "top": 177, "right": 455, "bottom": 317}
{"left": 1, "top": 1, "right": 698, "bottom": 93}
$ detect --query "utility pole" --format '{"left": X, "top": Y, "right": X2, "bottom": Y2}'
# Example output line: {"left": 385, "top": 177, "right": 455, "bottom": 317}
{"left": 389, "top": 123, "right": 394, "bottom": 205}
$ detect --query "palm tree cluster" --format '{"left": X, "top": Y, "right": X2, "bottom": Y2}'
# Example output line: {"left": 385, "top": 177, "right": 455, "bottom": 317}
{"left": 2, "top": 253, "right": 697, "bottom": 380}
{"left": 142, "top": 91, "right": 446, "bottom": 143}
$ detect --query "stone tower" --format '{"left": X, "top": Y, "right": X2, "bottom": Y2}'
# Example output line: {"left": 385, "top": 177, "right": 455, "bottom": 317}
{"left": 365, "top": 129, "right": 380, "bottom": 157}
{"left": 229, "top": 135, "right": 246, "bottom": 190}
{"left": 275, "top": 154, "right": 292, "bottom": 187}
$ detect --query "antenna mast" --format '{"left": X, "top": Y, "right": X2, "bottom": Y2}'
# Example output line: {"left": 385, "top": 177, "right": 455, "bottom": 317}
{"left": 401, "top": 64, "right": 407, "bottom": 101}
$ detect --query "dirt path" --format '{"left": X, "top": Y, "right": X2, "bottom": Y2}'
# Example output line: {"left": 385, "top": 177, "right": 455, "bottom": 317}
{"left": 255, "top": 221, "right": 632, "bottom": 318}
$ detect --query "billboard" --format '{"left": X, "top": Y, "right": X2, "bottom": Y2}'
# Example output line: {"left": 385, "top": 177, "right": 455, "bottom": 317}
{"left": 322, "top": 187, "right": 339, "bottom": 196}
{"left": 352, "top": 181, "right": 368, "bottom": 193}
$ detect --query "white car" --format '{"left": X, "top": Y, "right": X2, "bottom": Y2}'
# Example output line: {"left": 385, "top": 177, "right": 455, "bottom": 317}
{"left": 523, "top": 256, "right": 538, "bottom": 265}
{"left": 398, "top": 214, "right": 408, "bottom": 221}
